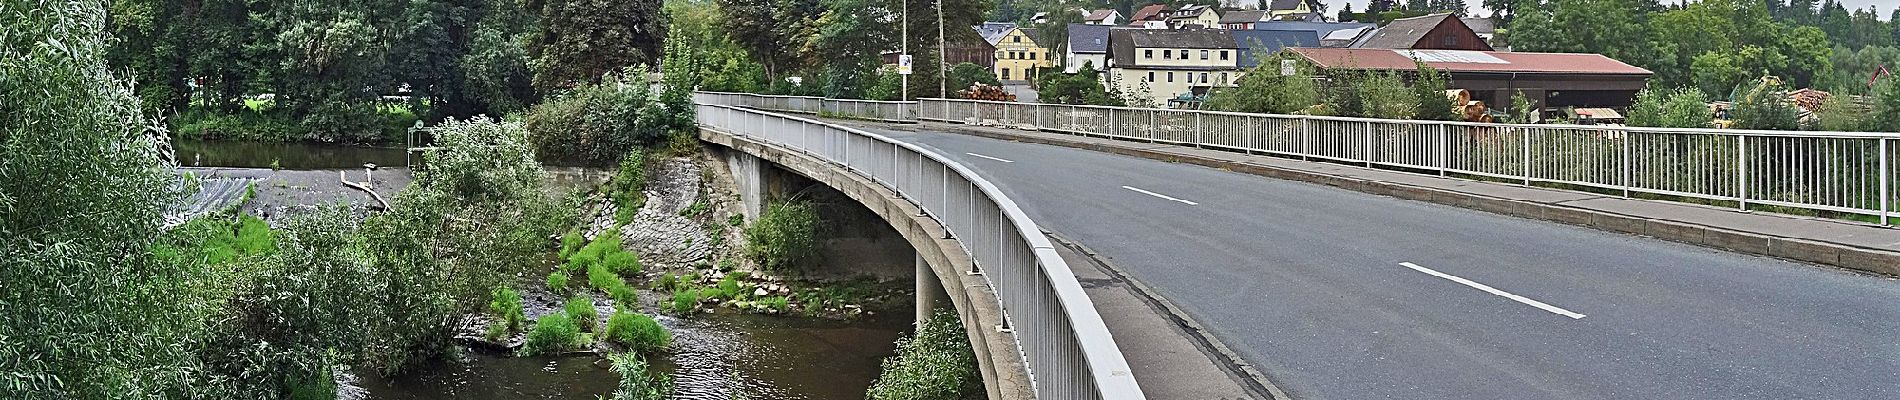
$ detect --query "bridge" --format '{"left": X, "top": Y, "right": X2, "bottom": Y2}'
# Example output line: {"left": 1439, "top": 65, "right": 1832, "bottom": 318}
{"left": 693, "top": 92, "right": 1900, "bottom": 400}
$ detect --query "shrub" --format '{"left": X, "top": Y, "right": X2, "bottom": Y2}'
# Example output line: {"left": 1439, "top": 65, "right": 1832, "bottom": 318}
{"left": 716, "top": 274, "right": 744, "bottom": 300}
{"left": 610, "top": 152, "right": 648, "bottom": 224}
{"left": 566, "top": 295, "right": 598, "bottom": 332}
{"left": 521, "top": 68, "right": 668, "bottom": 165}
{"left": 520, "top": 314, "right": 583, "bottom": 356}
{"left": 603, "top": 251, "right": 643, "bottom": 277}
{"left": 488, "top": 287, "right": 526, "bottom": 332}
{"left": 1729, "top": 78, "right": 1800, "bottom": 131}
{"left": 665, "top": 131, "right": 699, "bottom": 157}
{"left": 547, "top": 272, "right": 570, "bottom": 293}
{"left": 760, "top": 296, "right": 790, "bottom": 314}
{"left": 603, "top": 312, "right": 672, "bottom": 353}
{"left": 605, "top": 353, "right": 671, "bottom": 400}
{"left": 1628, "top": 85, "right": 1713, "bottom": 128}
{"left": 866, "top": 310, "right": 981, "bottom": 400}
{"left": 743, "top": 200, "right": 823, "bottom": 271}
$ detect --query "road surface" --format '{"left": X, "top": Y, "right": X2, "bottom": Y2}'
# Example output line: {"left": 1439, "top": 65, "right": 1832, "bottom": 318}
{"left": 849, "top": 123, "right": 1900, "bottom": 400}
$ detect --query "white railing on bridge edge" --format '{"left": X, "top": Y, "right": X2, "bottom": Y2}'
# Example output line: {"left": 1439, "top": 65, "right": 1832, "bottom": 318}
{"left": 697, "top": 90, "right": 1898, "bottom": 224}
{"left": 694, "top": 91, "right": 918, "bottom": 123}
{"left": 694, "top": 102, "right": 1145, "bottom": 400}
{"left": 915, "top": 98, "right": 1899, "bottom": 225}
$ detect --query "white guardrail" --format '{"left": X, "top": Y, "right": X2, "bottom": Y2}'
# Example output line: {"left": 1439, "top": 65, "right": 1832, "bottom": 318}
{"left": 698, "top": 91, "right": 1899, "bottom": 224}
{"left": 694, "top": 91, "right": 917, "bottom": 123}
{"left": 693, "top": 101, "right": 1145, "bottom": 399}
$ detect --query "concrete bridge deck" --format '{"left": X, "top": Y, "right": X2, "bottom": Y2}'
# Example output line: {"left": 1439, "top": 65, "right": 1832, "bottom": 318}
{"left": 833, "top": 119, "right": 1900, "bottom": 400}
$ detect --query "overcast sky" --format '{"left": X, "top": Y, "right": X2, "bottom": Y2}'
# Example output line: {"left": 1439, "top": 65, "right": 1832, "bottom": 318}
{"left": 1329, "top": 0, "right": 1900, "bottom": 19}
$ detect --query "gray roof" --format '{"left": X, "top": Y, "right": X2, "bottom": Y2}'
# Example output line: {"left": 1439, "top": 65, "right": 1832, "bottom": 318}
{"left": 1252, "top": 21, "right": 1376, "bottom": 37}
{"left": 1461, "top": 17, "right": 1496, "bottom": 34}
{"left": 1230, "top": 30, "right": 1321, "bottom": 68}
{"left": 1267, "top": 0, "right": 1304, "bottom": 11}
{"left": 1109, "top": 29, "right": 1241, "bottom": 68}
{"left": 1355, "top": 13, "right": 1453, "bottom": 49}
{"left": 1219, "top": 10, "right": 1269, "bottom": 24}
{"left": 1067, "top": 24, "right": 1111, "bottom": 53}
{"left": 976, "top": 22, "right": 1017, "bottom": 45}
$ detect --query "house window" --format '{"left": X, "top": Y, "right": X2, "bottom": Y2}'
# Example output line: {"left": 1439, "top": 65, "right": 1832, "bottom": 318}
{"left": 1014, "top": 36, "right": 1022, "bottom": 43}
{"left": 1443, "top": 35, "right": 1458, "bottom": 47}
{"left": 1145, "top": 49, "right": 1153, "bottom": 59}
{"left": 1220, "top": 72, "right": 1228, "bottom": 84}
{"left": 1179, "top": 49, "right": 1188, "bottom": 59}
{"left": 1167, "top": 72, "right": 1174, "bottom": 82}
{"left": 1163, "top": 49, "right": 1172, "bottom": 59}
{"left": 1147, "top": 71, "right": 1154, "bottom": 82}
{"left": 1030, "top": 52, "right": 1037, "bottom": 60}
{"left": 1200, "top": 50, "right": 1209, "bottom": 60}
{"left": 1220, "top": 50, "right": 1229, "bottom": 60}
{"left": 1200, "top": 72, "right": 1208, "bottom": 83}
{"left": 1002, "top": 68, "right": 1011, "bottom": 80}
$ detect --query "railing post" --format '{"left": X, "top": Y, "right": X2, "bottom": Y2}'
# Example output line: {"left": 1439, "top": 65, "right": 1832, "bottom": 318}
{"left": 1621, "top": 130, "right": 1632, "bottom": 198}
{"left": 1148, "top": 110, "right": 1156, "bottom": 143}
{"left": 1738, "top": 135, "right": 1749, "bottom": 210}
{"left": 1109, "top": 109, "right": 1117, "bottom": 138}
{"left": 1438, "top": 126, "right": 1448, "bottom": 176}
{"left": 1194, "top": 112, "right": 1204, "bottom": 148}
{"left": 1882, "top": 138, "right": 1891, "bottom": 226}
{"left": 1300, "top": 116, "right": 1312, "bottom": 160}
{"left": 1363, "top": 121, "right": 1373, "bottom": 167}
{"left": 1520, "top": 127, "right": 1531, "bottom": 186}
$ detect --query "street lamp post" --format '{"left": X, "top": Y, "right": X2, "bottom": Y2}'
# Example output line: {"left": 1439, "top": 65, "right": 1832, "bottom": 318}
{"left": 901, "top": 0, "right": 908, "bottom": 102}
{"left": 937, "top": 0, "right": 946, "bottom": 98}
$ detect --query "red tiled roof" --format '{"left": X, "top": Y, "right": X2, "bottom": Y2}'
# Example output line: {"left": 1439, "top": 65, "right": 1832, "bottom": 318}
{"left": 1289, "top": 48, "right": 1652, "bottom": 76}
{"left": 1130, "top": 4, "right": 1168, "bottom": 22}
{"left": 1085, "top": 9, "right": 1116, "bottom": 21}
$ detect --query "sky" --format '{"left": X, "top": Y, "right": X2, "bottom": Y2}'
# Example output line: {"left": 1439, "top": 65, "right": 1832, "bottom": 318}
{"left": 1326, "top": 0, "right": 1900, "bottom": 20}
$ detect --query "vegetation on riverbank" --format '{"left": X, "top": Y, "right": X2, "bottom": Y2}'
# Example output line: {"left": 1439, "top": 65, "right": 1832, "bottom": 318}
{"left": 867, "top": 310, "right": 983, "bottom": 400}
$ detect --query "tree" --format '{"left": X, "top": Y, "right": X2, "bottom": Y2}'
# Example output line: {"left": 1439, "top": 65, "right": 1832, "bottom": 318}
{"left": 1208, "top": 56, "right": 1320, "bottom": 114}
{"left": 1037, "top": 63, "right": 1126, "bottom": 106}
{"left": 1411, "top": 62, "right": 1455, "bottom": 120}
{"left": 1729, "top": 77, "right": 1802, "bottom": 130}
{"left": 3, "top": 1, "right": 207, "bottom": 396}
{"left": 720, "top": 0, "right": 822, "bottom": 82}
{"left": 948, "top": 62, "right": 1001, "bottom": 92}
{"left": 528, "top": 0, "right": 668, "bottom": 91}
{"left": 1870, "top": 80, "right": 1900, "bottom": 132}
{"left": 1509, "top": 0, "right": 1656, "bottom": 78}
{"left": 810, "top": 0, "right": 897, "bottom": 99}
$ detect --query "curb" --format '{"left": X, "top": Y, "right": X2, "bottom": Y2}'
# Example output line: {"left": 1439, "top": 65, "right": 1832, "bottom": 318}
{"left": 927, "top": 121, "right": 1900, "bottom": 278}
{"left": 1048, "top": 234, "right": 1290, "bottom": 400}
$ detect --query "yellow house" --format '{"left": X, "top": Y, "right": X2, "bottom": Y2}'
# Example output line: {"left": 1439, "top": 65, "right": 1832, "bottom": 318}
{"left": 980, "top": 23, "right": 1053, "bottom": 82}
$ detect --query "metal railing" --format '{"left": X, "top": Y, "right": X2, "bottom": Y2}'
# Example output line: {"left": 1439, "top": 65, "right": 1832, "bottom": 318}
{"left": 693, "top": 91, "right": 918, "bottom": 123}
{"left": 695, "top": 103, "right": 1145, "bottom": 399}
{"left": 919, "top": 98, "right": 1900, "bottom": 225}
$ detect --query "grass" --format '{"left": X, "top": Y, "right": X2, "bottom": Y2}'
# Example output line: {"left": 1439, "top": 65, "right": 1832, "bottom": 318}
{"left": 565, "top": 295, "right": 597, "bottom": 332}
{"left": 611, "top": 152, "right": 648, "bottom": 225}
{"left": 547, "top": 272, "right": 569, "bottom": 294}
{"left": 668, "top": 288, "right": 699, "bottom": 314}
{"left": 519, "top": 313, "right": 584, "bottom": 356}
{"left": 603, "top": 312, "right": 671, "bottom": 353}
{"left": 605, "top": 353, "right": 671, "bottom": 400}
{"left": 488, "top": 287, "right": 526, "bottom": 333}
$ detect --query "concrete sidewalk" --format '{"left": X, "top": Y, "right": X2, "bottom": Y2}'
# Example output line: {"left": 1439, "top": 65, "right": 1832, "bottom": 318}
{"left": 1050, "top": 234, "right": 1268, "bottom": 400}
{"left": 889, "top": 120, "right": 1900, "bottom": 277}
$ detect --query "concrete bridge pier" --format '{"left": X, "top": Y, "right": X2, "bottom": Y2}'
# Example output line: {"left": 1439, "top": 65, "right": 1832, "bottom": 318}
{"left": 728, "top": 151, "right": 765, "bottom": 220}
{"left": 915, "top": 253, "right": 947, "bottom": 329}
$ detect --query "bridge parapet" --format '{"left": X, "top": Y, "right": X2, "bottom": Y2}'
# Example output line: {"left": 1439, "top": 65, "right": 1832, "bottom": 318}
{"left": 695, "top": 102, "right": 1145, "bottom": 400}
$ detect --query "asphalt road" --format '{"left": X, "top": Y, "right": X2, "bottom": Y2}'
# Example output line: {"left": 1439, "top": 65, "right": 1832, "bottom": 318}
{"left": 851, "top": 124, "right": 1900, "bottom": 400}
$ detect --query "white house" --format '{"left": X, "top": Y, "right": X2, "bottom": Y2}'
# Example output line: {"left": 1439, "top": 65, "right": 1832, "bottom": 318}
{"left": 1082, "top": 9, "right": 1121, "bottom": 25}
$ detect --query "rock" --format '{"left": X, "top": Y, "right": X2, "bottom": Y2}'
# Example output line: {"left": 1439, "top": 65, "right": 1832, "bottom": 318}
{"left": 754, "top": 288, "right": 770, "bottom": 297}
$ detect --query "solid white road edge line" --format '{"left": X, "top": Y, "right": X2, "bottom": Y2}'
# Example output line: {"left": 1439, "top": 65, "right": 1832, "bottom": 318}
{"left": 1399, "top": 262, "right": 1587, "bottom": 319}
{"left": 965, "top": 152, "right": 1015, "bottom": 163}
{"left": 1121, "top": 185, "right": 1199, "bottom": 206}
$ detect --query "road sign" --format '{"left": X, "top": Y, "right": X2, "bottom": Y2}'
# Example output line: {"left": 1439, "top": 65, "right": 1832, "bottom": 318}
{"left": 1281, "top": 59, "right": 1296, "bottom": 76}
{"left": 898, "top": 54, "right": 913, "bottom": 75}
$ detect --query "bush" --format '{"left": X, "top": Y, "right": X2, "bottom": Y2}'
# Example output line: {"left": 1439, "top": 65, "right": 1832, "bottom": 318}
{"left": 548, "top": 272, "right": 570, "bottom": 293}
{"left": 521, "top": 68, "right": 669, "bottom": 165}
{"left": 743, "top": 200, "right": 823, "bottom": 271}
{"left": 761, "top": 296, "right": 790, "bottom": 314}
{"left": 1207, "top": 53, "right": 1317, "bottom": 114}
{"left": 603, "top": 312, "right": 672, "bottom": 353}
{"left": 716, "top": 273, "right": 744, "bottom": 300}
{"left": 566, "top": 295, "right": 598, "bottom": 331}
{"left": 866, "top": 310, "right": 981, "bottom": 400}
{"left": 605, "top": 352, "right": 671, "bottom": 400}
{"left": 1729, "top": 78, "right": 1800, "bottom": 131}
{"left": 1628, "top": 85, "right": 1713, "bottom": 128}
{"left": 520, "top": 314, "right": 584, "bottom": 356}
{"left": 489, "top": 287, "right": 527, "bottom": 332}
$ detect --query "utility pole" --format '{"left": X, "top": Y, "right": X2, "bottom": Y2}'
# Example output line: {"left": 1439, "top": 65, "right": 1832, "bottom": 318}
{"left": 937, "top": 0, "right": 947, "bottom": 98}
{"left": 902, "top": 0, "right": 908, "bottom": 102}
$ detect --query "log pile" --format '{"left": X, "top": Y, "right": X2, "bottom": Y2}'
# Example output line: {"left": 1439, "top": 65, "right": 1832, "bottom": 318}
{"left": 957, "top": 84, "right": 1016, "bottom": 102}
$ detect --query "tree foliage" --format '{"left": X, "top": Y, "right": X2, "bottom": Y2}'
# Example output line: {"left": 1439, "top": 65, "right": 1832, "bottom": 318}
{"left": 1037, "top": 63, "right": 1127, "bottom": 106}
{"left": 1207, "top": 54, "right": 1320, "bottom": 114}
{"left": 527, "top": 0, "right": 667, "bottom": 91}
{"left": 1627, "top": 85, "right": 1713, "bottom": 128}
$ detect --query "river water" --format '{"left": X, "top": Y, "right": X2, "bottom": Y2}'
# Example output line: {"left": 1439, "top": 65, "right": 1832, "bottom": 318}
{"left": 352, "top": 312, "right": 911, "bottom": 400}
{"left": 184, "top": 139, "right": 915, "bottom": 400}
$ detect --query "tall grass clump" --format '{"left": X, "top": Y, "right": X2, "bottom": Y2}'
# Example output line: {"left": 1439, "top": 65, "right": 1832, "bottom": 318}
{"left": 519, "top": 314, "right": 584, "bottom": 356}
{"left": 565, "top": 294, "right": 598, "bottom": 331}
{"left": 605, "top": 352, "right": 672, "bottom": 400}
{"left": 603, "top": 312, "right": 672, "bottom": 353}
